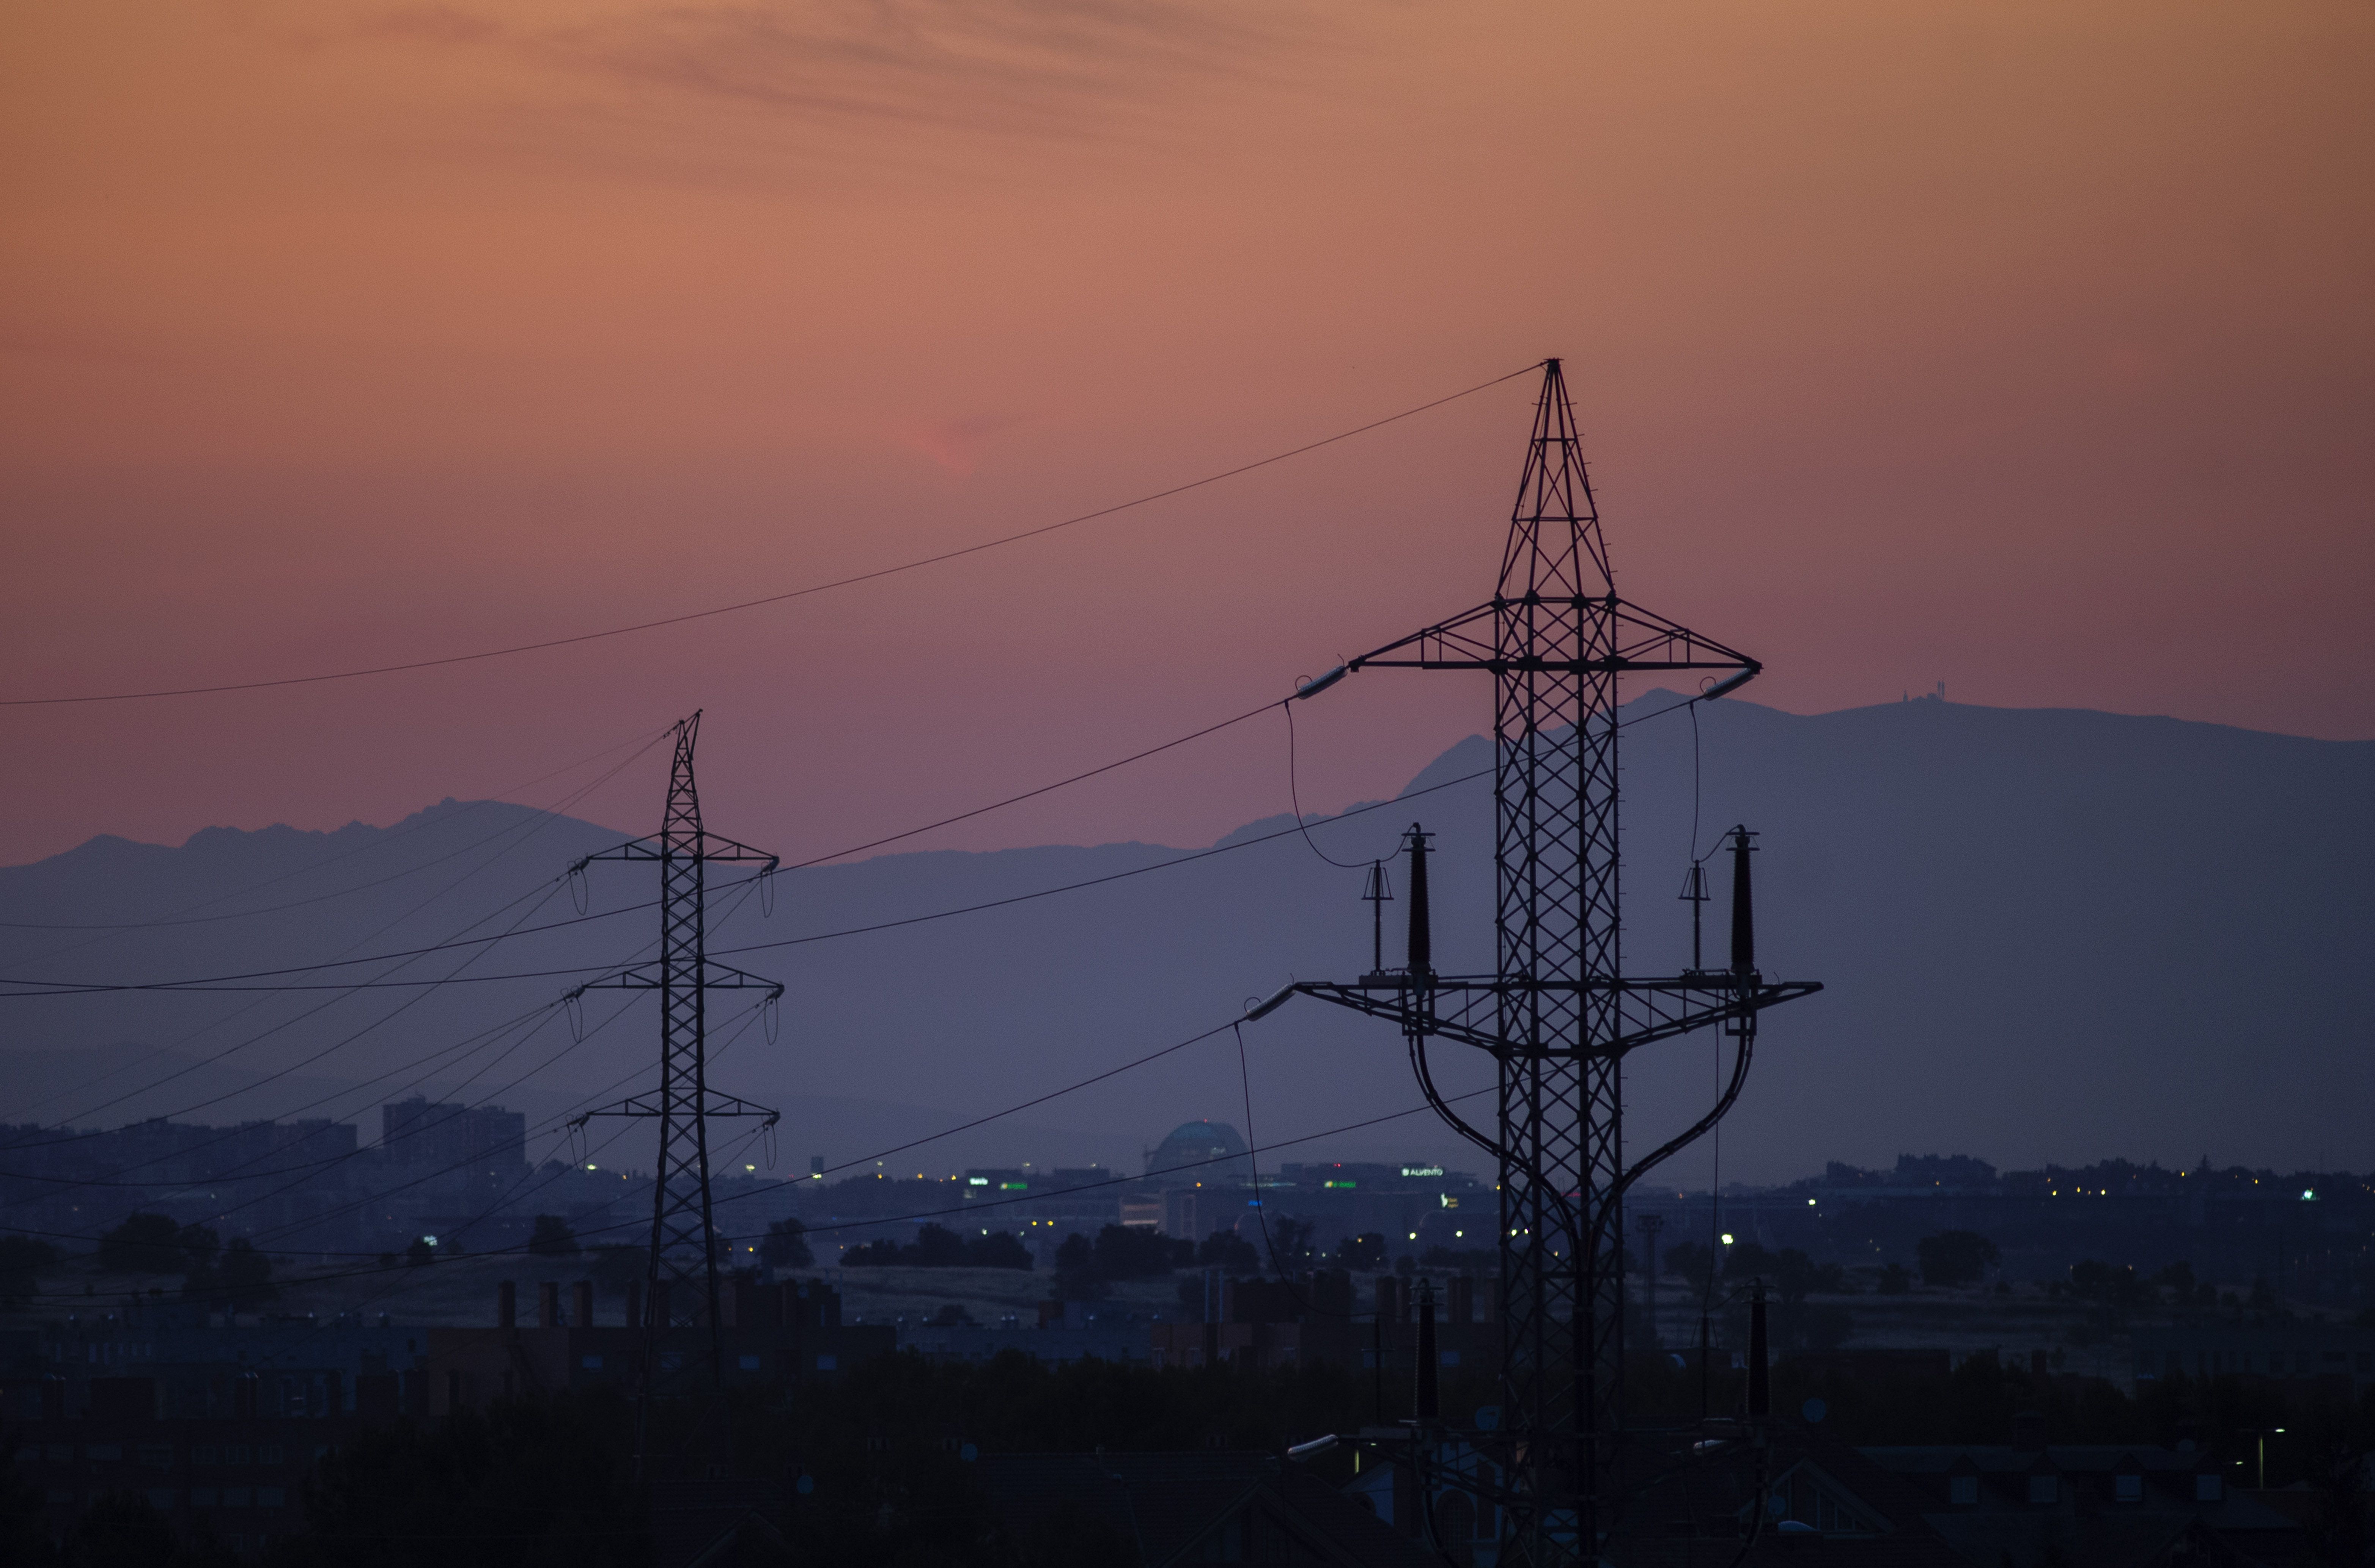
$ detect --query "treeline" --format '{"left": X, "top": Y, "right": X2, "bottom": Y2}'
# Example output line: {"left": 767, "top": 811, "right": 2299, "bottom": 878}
{"left": 88, "top": 1213, "right": 276, "bottom": 1308}
{"left": 1056, "top": 1226, "right": 1260, "bottom": 1300}
{"left": 844, "top": 1224, "right": 1032, "bottom": 1271}
{"left": 16, "top": 1348, "right": 2375, "bottom": 1565}
{"left": 0, "top": 1235, "right": 58, "bottom": 1309}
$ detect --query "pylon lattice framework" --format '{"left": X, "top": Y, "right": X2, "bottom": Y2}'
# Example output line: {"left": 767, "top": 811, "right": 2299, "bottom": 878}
{"left": 1293, "top": 361, "right": 1820, "bottom": 1564}
{"left": 568, "top": 712, "right": 782, "bottom": 1395}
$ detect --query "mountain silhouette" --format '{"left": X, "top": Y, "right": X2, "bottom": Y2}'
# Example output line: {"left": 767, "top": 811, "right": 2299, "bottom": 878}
{"left": 1, "top": 693, "right": 2365, "bottom": 1186}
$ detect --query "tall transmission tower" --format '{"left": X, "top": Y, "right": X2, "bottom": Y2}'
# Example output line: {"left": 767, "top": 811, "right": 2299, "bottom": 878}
{"left": 1272, "top": 361, "right": 1820, "bottom": 1563}
{"left": 568, "top": 712, "right": 782, "bottom": 1420}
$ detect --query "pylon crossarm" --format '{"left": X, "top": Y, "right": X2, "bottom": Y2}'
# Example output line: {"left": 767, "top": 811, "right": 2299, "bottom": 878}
{"left": 1292, "top": 979, "right": 1805, "bottom": 1055}
{"left": 1296, "top": 977, "right": 1820, "bottom": 1058}
{"left": 692, "top": 961, "right": 783, "bottom": 994}
{"left": 1600, "top": 979, "right": 1822, "bottom": 1056}
{"left": 1345, "top": 595, "right": 1761, "bottom": 678}
{"left": 570, "top": 961, "right": 784, "bottom": 997}
{"left": 1293, "top": 983, "right": 1505, "bottom": 1054}
{"left": 570, "top": 1093, "right": 780, "bottom": 1125}
{"left": 569, "top": 831, "right": 780, "bottom": 873}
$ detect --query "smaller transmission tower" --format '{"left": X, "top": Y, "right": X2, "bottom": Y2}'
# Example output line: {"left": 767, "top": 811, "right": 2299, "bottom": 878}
{"left": 568, "top": 712, "right": 782, "bottom": 1425}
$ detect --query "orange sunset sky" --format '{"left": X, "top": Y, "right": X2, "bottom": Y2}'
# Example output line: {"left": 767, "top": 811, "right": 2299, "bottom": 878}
{"left": 2, "top": 0, "right": 2369, "bottom": 868}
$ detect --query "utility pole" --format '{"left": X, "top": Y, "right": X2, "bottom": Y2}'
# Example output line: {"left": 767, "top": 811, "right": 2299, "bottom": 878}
{"left": 1635, "top": 1212, "right": 1666, "bottom": 1346}
{"left": 1269, "top": 362, "right": 1821, "bottom": 1565}
{"left": 568, "top": 712, "right": 782, "bottom": 1470}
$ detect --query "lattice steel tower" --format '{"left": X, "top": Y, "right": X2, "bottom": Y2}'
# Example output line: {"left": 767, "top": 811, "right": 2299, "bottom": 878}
{"left": 568, "top": 712, "right": 782, "bottom": 1402}
{"left": 1283, "top": 361, "right": 1819, "bottom": 1563}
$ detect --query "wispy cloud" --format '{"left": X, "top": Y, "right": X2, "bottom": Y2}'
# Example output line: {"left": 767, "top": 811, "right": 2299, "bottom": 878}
{"left": 349, "top": 0, "right": 1313, "bottom": 149}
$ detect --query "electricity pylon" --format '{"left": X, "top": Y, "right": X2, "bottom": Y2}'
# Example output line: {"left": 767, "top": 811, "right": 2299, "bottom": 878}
{"left": 567, "top": 712, "right": 782, "bottom": 1427}
{"left": 1273, "top": 361, "right": 1820, "bottom": 1563}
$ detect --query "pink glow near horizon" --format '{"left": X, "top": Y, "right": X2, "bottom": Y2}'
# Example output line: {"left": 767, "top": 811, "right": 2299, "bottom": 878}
{"left": 2, "top": 0, "right": 2369, "bottom": 868}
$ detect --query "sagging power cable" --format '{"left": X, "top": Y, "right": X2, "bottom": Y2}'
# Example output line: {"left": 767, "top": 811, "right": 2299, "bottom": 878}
{"left": 2, "top": 365, "right": 1542, "bottom": 708}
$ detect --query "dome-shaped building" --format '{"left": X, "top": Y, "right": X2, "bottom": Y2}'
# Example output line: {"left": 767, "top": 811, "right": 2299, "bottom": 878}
{"left": 1145, "top": 1119, "right": 1249, "bottom": 1180}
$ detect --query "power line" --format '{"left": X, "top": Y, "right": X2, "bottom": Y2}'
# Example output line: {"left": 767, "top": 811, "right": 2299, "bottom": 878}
{"left": 600, "top": 1083, "right": 1498, "bottom": 1248}
{"left": 0, "top": 725, "right": 673, "bottom": 935}
{"left": 0, "top": 1004, "right": 562, "bottom": 1186}
{"left": 807, "top": 1021, "right": 1238, "bottom": 1181}
{"left": 1, "top": 365, "right": 1541, "bottom": 709}
{"left": 0, "top": 694, "right": 1283, "bottom": 988}
{"left": 0, "top": 857, "right": 774, "bottom": 1200}
{"left": 2, "top": 728, "right": 674, "bottom": 1126}
{"left": 239, "top": 991, "right": 700, "bottom": 1247}
{"left": 6, "top": 883, "right": 574, "bottom": 1139}
{"left": 782, "top": 698, "right": 1285, "bottom": 871}
{"left": 8, "top": 1078, "right": 1480, "bottom": 1292}
{"left": 0, "top": 884, "right": 731, "bottom": 996}
{"left": 0, "top": 755, "right": 1472, "bottom": 998}
{"left": 0, "top": 681, "right": 1305, "bottom": 995}
{"left": 0, "top": 691, "right": 1722, "bottom": 1000}
{"left": 0, "top": 678, "right": 1311, "bottom": 993}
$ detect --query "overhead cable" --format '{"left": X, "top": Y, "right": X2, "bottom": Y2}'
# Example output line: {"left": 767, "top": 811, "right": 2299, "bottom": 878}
{"left": 1, "top": 365, "right": 1542, "bottom": 708}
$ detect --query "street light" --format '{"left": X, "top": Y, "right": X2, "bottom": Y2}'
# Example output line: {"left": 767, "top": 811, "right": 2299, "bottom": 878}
{"left": 2238, "top": 1428, "right": 2285, "bottom": 1490}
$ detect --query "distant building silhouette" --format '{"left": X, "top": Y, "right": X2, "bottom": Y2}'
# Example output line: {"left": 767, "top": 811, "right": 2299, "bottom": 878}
{"left": 379, "top": 1098, "right": 525, "bottom": 1184}
{"left": 1143, "top": 1120, "right": 1248, "bottom": 1181}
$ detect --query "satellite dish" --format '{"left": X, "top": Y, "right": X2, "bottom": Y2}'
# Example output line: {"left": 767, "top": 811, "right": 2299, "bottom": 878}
{"left": 1802, "top": 1397, "right": 1829, "bottom": 1424}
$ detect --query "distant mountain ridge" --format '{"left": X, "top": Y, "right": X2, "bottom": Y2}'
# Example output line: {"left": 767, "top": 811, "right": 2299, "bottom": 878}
{"left": 1, "top": 694, "right": 2366, "bottom": 1185}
